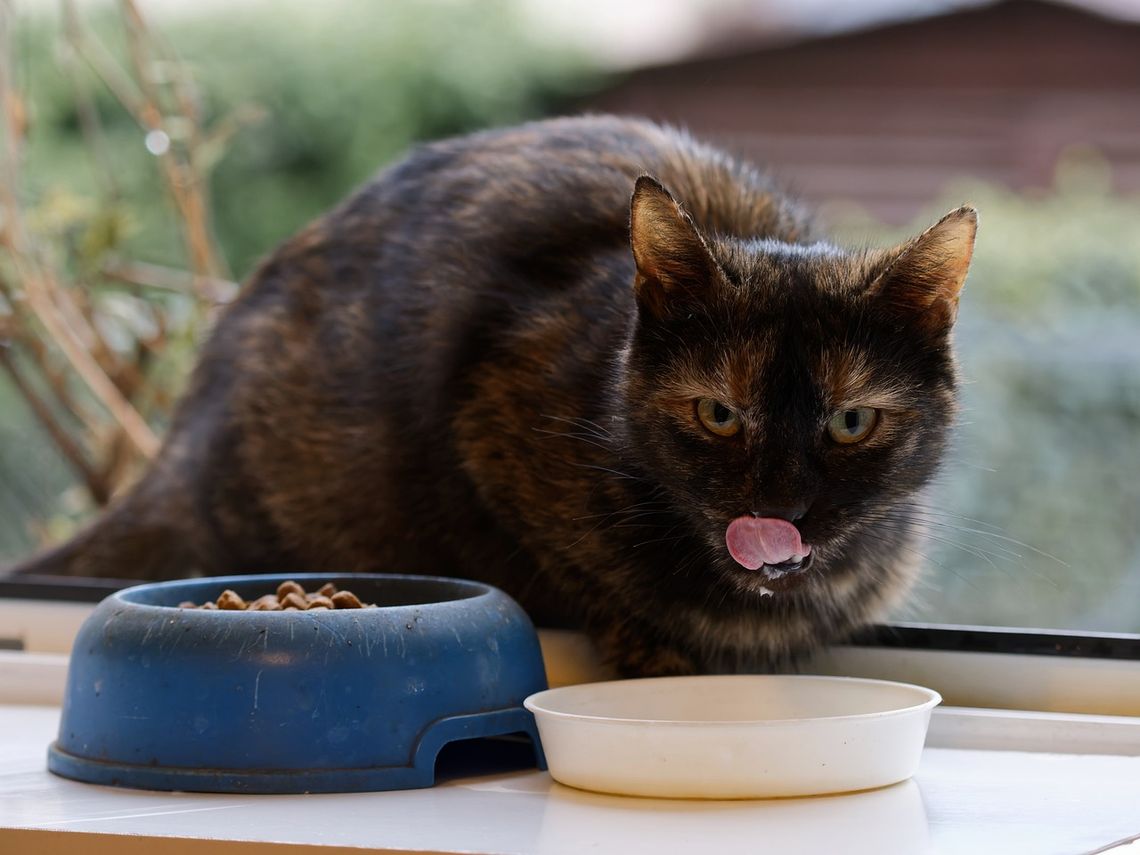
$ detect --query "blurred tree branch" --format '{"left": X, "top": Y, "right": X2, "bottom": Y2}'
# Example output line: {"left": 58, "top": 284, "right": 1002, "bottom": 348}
{"left": 0, "top": 0, "right": 239, "bottom": 528}
{"left": 101, "top": 258, "right": 237, "bottom": 305}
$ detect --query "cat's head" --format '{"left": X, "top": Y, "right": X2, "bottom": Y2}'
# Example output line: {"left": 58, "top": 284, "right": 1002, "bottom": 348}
{"left": 619, "top": 175, "right": 976, "bottom": 604}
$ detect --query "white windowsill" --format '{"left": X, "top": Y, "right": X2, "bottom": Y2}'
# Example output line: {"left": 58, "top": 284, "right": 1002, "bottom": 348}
{"left": 1, "top": 701, "right": 1138, "bottom": 855}
{"left": 3, "top": 600, "right": 1140, "bottom": 853}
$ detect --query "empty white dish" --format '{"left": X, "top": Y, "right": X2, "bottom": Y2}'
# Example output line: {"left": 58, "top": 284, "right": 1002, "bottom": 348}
{"left": 524, "top": 675, "right": 940, "bottom": 799}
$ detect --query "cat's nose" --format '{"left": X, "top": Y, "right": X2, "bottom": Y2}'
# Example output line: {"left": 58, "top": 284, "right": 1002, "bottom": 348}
{"left": 751, "top": 504, "right": 809, "bottom": 523}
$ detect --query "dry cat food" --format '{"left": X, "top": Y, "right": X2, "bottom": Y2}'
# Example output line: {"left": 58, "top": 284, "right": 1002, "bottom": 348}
{"left": 179, "top": 580, "right": 375, "bottom": 611}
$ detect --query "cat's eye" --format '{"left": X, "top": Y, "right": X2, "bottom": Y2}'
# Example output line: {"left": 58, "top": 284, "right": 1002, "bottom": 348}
{"left": 696, "top": 398, "right": 741, "bottom": 437}
{"left": 827, "top": 407, "right": 879, "bottom": 444}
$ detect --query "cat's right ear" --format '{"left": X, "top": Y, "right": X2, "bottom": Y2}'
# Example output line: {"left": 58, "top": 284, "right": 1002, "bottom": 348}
{"left": 630, "top": 175, "right": 720, "bottom": 318}
{"left": 866, "top": 206, "right": 977, "bottom": 333}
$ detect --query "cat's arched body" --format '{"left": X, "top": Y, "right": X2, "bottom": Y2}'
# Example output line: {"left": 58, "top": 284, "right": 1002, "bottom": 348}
{"left": 11, "top": 116, "right": 975, "bottom": 675}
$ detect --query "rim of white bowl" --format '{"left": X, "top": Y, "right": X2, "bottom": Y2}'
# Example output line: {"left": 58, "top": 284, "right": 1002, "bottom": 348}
{"left": 524, "top": 674, "right": 942, "bottom": 726}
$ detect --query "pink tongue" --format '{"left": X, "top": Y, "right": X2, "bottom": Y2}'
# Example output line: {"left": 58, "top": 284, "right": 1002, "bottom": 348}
{"left": 725, "top": 517, "right": 809, "bottom": 570}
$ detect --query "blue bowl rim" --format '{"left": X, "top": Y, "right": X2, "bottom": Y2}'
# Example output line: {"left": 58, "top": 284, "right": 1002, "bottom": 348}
{"left": 106, "top": 572, "right": 496, "bottom": 617}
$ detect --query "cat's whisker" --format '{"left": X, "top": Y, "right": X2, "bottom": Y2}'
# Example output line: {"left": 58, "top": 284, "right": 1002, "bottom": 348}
{"left": 538, "top": 414, "right": 614, "bottom": 440}
{"left": 532, "top": 426, "right": 613, "bottom": 441}
{"left": 629, "top": 533, "right": 689, "bottom": 549}
{"left": 907, "top": 506, "right": 1006, "bottom": 532}
{"left": 857, "top": 532, "right": 987, "bottom": 592}
{"left": 531, "top": 427, "right": 614, "bottom": 453}
{"left": 857, "top": 511, "right": 1019, "bottom": 569}
{"left": 562, "top": 497, "right": 675, "bottom": 551}
{"left": 951, "top": 461, "right": 998, "bottom": 472}
{"left": 612, "top": 513, "right": 674, "bottom": 528}
{"left": 560, "top": 520, "right": 610, "bottom": 552}
{"left": 571, "top": 501, "right": 671, "bottom": 522}
{"left": 884, "top": 526, "right": 1010, "bottom": 573}
{"left": 861, "top": 503, "right": 1016, "bottom": 548}
{"left": 627, "top": 519, "right": 688, "bottom": 551}
{"left": 903, "top": 506, "right": 1071, "bottom": 573}
{"left": 571, "top": 463, "right": 648, "bottom": 486}
{"left": 866, "top": 514, "right": 1066, "bottom": 591}
{"left": 912, "top": 526, "right": 1030, "bottom": 565}
{"left": 588, "top": 510, "right": 673, "bottom": 529}
{"left": 917, "top": 521, "right": 1070, "bottom": 568}
{"left": 888, "top": 518, "right": 1026, "bottom": 562}
{"left": 863, "top": 515, "right": 1017, "bottom": 568}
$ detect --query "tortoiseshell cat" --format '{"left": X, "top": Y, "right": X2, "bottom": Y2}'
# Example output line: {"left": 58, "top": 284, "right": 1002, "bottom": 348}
{"left": 11, "top": 116, "right": 976, "bottom": 676}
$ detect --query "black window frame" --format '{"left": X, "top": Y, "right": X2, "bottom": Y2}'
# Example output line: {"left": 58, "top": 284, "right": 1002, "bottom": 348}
{"left": 3, "top": 576, "right": 1140, "bottom": 660}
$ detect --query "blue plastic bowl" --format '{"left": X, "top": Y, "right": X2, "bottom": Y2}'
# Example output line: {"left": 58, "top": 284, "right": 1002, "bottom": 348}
{"left": 48, "top": 573, "right": 548, "bottom": 793}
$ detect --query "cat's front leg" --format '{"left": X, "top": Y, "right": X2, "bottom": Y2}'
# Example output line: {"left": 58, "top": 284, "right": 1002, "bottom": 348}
{"left": 592, "top": 615, "right": 703, "bottom": 678}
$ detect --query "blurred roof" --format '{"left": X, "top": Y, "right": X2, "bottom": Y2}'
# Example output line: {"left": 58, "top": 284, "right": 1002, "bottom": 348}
{"left": 696, "top": 0, "right": 1140, "bottom": 60}
{"left": 520, "top": 0, "right": 1140, "bottom": 69}
{"left": 582, "top": 0, "right": 1140, "bottom": 223}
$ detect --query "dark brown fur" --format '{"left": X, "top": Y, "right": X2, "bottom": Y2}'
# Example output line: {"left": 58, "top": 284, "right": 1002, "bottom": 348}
{"left": 9, "top": 116, "right": 976, "bottom": 675}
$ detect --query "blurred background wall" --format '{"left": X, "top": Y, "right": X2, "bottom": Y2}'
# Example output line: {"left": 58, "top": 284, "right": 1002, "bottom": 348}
{"left": 1, "top": 0, "right": 1138, "bottom": 632}
{"left": 588, "top": 0, "right": 1140, "bottom": 224}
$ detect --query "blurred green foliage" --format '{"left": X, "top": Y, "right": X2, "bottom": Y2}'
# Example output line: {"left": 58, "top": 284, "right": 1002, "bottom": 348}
{"left": 16, "top": 0, "right": 600, "bottom": 277}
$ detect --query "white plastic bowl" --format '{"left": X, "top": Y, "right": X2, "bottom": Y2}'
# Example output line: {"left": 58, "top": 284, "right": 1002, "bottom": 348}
{"left": 524, "top": 675, "right": 940, "bottom": 799}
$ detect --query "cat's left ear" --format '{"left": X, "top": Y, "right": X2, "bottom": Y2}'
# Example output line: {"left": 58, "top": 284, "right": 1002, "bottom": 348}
{"left": 867, "top": 206, "right": 977, "bottom": 332}
{"left": 630, "top": 175, "right": 721, "bottom": 319}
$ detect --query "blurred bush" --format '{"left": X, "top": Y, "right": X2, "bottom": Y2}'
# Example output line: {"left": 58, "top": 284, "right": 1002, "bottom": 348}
{"left": 16, "top": 0, "right": 598, "bottom": 277}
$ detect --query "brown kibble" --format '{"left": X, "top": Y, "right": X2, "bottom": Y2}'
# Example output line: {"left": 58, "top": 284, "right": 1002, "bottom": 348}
{"left": 282, "top": 591, "right": 309, "bottom": 610}
{"left": 217, "top": 589, "right": 246, "bottom": 610}
{"left": 181, "top": 581, "right": 370, "bottom": 611}
{"left": 277, "top": 580, "right": 305, "bottom": 600}
{"left": 331, "top": 590, "right": 363, "bottom": 609}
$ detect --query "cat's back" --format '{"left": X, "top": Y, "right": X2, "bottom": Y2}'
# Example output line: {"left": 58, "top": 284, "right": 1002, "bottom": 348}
{"left": 215, "top": 116, "right": 815, "bottom": 401}
{"left": 333, "top": 114, "right": 814, "bottom": 258}
{"left": 209, "top": 116, "right": 816, "bottom": 407}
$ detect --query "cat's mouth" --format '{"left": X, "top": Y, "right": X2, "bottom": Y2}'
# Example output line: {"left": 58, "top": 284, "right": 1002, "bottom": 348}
{"left": 754, "top": 551, "right": 815, "bottom": 588}
{"left": 721, "top": 552, "right": 816, "bottom": 596}
{"left": 757, "top": 553, "right": 814, "bottom": 576}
